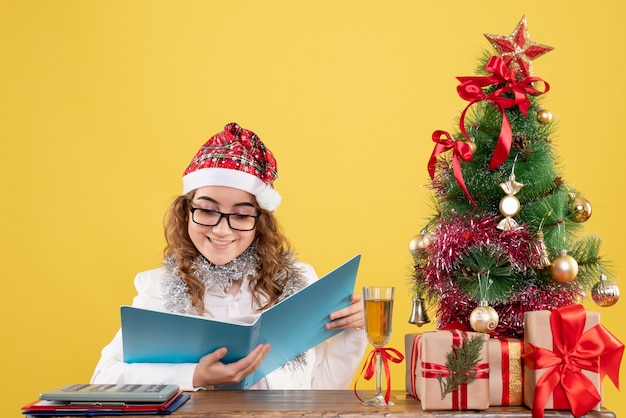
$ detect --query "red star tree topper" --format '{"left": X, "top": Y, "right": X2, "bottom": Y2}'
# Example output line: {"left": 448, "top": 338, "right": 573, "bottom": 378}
{"left": 484, "top": 15, "right": 553, "bottom": 78}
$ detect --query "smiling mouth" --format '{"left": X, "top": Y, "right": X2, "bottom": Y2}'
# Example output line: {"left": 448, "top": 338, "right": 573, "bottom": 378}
{"left": 209, "top": 238, "right": 234, "bottom": 246}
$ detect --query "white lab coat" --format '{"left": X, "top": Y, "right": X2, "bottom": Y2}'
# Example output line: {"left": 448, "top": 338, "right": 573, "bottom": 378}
{"left": 91, "top": 263, "right": 367, "bottom": 390}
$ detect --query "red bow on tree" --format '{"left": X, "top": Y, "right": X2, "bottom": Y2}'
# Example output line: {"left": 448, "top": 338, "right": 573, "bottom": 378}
{"left": 456, "top": 55, "right": 549, "bottom": 170}
{"left": 523, "top": 304, "right": 624, "bottom": 418}
{"left": 428, "top": 130, "right": 476, "bottom": 208}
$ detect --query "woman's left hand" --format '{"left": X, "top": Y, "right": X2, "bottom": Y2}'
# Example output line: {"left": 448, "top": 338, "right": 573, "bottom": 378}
{"left": 326, "top": 292, "right": 365, "bottom": 330}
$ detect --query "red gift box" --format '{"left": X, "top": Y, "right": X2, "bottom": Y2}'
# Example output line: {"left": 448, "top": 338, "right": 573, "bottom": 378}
{"left": 488, "top": 338, "right": 524, "bottom": 406}
{"left": 411, "top": 330, "right": 490, "bottom": 410}
{"left": 523, "top": 305, "right": 624, "bottom": 418}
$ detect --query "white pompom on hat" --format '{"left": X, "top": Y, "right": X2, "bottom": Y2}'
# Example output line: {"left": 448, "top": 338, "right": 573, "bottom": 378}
{"left": 182, "top": 123, "right": 282, "bottom": 211}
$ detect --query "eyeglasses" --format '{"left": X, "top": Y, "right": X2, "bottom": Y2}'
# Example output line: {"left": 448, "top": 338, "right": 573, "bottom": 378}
{"left": 190, "top": 207, "right": 259, "bottom": 231}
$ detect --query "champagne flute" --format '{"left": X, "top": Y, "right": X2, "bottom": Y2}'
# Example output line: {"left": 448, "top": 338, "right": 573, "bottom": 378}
{"left": 362, "top": 286, "right": 395, "bottom": 406}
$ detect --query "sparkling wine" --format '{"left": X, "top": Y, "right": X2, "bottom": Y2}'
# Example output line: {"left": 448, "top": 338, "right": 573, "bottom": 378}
{"left": 364, "top": 299, "right": 393, "bottom": 347}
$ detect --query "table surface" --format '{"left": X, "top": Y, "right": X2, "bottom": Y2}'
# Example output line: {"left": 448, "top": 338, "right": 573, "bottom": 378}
{"left": 31, "top": 390, "right": 616, "bottom": 418}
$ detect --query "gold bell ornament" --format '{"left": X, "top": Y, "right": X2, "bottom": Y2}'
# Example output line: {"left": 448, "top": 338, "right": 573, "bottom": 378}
{"left": 534, "top": 230, "right": 552, "bottom": 269}
{"left": 408, "top": 297, "right": 431, "bottom": 327}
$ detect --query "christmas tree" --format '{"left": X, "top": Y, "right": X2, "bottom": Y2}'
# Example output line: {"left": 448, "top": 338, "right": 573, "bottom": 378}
{"left": 410, "top": 16, "right": 620, "bottom": 339}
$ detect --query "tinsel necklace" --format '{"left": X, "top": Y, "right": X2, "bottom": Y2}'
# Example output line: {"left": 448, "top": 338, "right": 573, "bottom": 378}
{"left": 161, "top": 247, "right": 309, "bottom": 371}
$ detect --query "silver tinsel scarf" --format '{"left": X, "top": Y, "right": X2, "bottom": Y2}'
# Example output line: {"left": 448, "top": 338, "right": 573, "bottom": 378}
{"left": 161, "top": 247, "right": 309, "bottom": 371}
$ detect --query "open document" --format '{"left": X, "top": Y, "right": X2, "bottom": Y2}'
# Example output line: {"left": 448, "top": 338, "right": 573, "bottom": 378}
{"left": 121, "top": 254, "right": 361, "bottom": 388}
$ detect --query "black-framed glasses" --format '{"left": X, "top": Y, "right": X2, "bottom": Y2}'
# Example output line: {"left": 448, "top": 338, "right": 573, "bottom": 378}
{"left": 190, "top": 207, "right": 259, "bottom": 231}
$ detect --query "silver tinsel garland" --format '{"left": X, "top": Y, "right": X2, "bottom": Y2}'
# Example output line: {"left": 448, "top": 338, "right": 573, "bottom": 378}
{"left": 161, "top": 247, "right": 309, "bottom": 371}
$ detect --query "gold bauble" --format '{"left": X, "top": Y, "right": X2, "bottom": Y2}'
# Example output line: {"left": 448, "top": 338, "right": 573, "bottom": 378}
{"left": 591, "top": 274, "right": 620, "bottom": 307}
{"left": 466, "top": 140, "right": 477, "bottom": 155}
{"left": 550, "top": 252, "right": 579, "bottom": 283}
{"left": 569, "top": 197, "right": 592, "bottom": 223}
{"left": 499, "top": 195, "right": 521, "bottom": 217}
{"left": 409, "top": 233, "right": 430, "bottom": 254}
{"left": 537, "top": 109, "right": 553, "bottom": 124}
{"left": 469, "top": 305, "right": 499, "bottom": 333}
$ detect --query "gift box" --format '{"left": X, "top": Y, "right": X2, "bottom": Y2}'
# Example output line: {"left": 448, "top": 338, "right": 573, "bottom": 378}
{"left": 404, "top": 333, "right": 421, "bottom": 399}
{"left": 523, "top": 305, "right": 624, "bottom": 418}
{"left": 413, "top": 330, "right": 490, "bottom": 410}
{"left": 488, "top": 338, "right": 524, "bottom": 406}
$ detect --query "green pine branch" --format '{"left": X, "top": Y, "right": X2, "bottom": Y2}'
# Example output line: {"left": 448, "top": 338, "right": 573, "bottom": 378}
{"left": 437, "top": 334, "right": 485, "bottom": 400}
{"left": 454, "top": 245, "right": 513, "bottom": 302}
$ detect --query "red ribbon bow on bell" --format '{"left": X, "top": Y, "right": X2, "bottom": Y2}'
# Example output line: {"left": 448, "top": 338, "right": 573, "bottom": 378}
{"left": 523, "top": 304, "right": 624, "bottom": 418}
{"left": 428, "top": 130, "right": 477, "bottom": 208}
{"left": 456, "top": 55, "right": 549, "bottom": 170}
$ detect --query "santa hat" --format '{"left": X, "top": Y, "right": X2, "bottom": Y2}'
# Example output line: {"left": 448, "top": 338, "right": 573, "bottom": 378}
{"left": 182, "top": 123, "right": 282, "bottom": 211}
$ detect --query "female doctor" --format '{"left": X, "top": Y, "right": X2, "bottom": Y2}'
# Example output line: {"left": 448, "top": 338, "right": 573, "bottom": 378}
{"left": 91, "top": 122, "right": 368, "bottom": 390}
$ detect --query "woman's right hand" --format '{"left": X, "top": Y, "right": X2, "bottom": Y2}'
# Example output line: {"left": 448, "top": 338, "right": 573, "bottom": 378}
{"left": 192, "top": 343, "right": 270, "bottom": 388}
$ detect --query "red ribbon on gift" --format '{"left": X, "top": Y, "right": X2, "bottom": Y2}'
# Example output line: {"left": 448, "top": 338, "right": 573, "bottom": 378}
{"left": 422, "top": 362, "right": 489, "bottom": 409}
{"left": 499, "top": 339, "right": 513, "bottom": 405}
{"left": 420, "top": 331, "right": 489, "bottom": 410}
{"left": 456, "top": 55, "right": 549, "bottom": 170}
{"left": 428, "top": 130, "right": 477, "bottom": 208}
{"left": 524, "top": 304, "right": 624, "bottom": 418}
{"left": 497, "top": 338, "right": 524, "bottom": 406}
{"left": 409, "top": 335, "right": 422, "bottom": 399}
{"left": 354, "top": 347, "right": 404, "bottom": 405}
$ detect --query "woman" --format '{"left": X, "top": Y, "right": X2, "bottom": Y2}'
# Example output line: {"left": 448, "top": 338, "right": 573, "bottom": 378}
{"left": 91, "top": 122, "right": 368, "bottom": 390}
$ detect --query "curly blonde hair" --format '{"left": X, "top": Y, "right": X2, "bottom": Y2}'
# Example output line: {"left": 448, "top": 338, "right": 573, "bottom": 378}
{"left": 163, "top": 191, "right": 297, "bottom": 314}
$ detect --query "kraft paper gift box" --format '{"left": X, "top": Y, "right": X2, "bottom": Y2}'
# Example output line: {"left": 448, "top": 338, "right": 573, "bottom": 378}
{"left": 414, "top": 330, "right": 490, "bottom": 410}
{"left": 404, "top": 333, "right": 421, "bottom": 399}
{"left": 523, "top": 304, "right": 624, "bottom": 418}
{"left": 488, "top": 338, "right": 524, "bottom": 406}
{"left": 404, "top": 333, "right": 422, "bottom": 399}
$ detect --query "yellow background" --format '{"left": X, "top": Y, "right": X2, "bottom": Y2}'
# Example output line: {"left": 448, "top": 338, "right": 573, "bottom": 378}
{"left": 2, "top": 1, "right": 625, "bottom": 416}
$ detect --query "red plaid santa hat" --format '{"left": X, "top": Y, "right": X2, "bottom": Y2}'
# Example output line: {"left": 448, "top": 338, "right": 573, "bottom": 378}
{"left": 183, "top": 122, "right": 282, "bottom": 211}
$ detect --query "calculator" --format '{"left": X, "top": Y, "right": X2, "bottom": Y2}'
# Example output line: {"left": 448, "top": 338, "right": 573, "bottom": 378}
{"left": 39, "top": 383, "right": 180, "bottom": 403}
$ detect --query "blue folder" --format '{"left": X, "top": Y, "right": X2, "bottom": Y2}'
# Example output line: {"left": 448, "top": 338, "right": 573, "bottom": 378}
{"left": 121, "top": 254, "right": 361, "bottom": 388}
